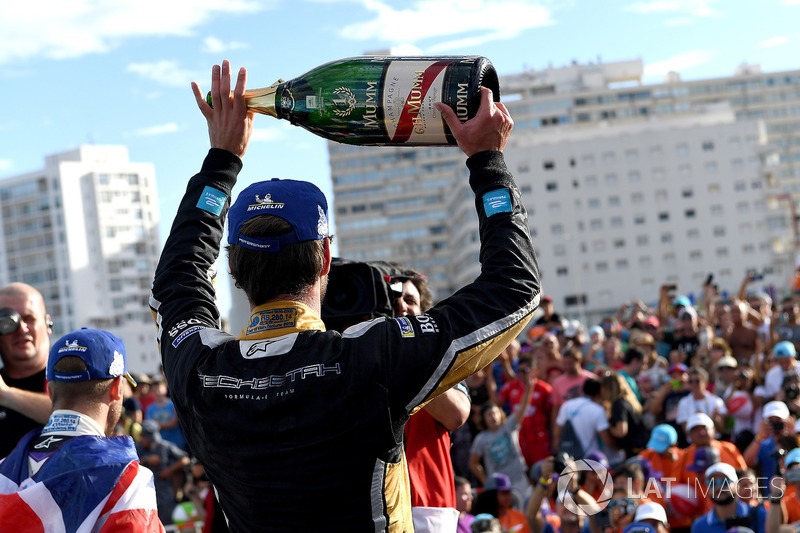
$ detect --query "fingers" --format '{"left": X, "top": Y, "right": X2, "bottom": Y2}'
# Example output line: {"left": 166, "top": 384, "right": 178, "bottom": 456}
{"left": 191, "top": 82, "right": 210, "bottom": 115}
{"left": 220, "top": 60, "right": 231, "bottom": 105}
{"left": 232, "top": 66, "right": 248, "bottom": 113}
{"left": 436, "top": 101, "right": 461, "bottom": 137}
{"left": 209, "top": 64, "right": 221, "bottom": 111}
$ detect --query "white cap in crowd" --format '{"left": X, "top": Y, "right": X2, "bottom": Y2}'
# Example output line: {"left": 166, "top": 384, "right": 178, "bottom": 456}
{"left": 634, "top": 502, "right": 668, "bottom": 525}
{"left": 763, "top": 401, "right": 790, "bottom": 420}
{"left": 705, "top": 462, "right": 738, "bottom": 483}
{"left": 686, "top": 413, "right": 714, "bottom": 431}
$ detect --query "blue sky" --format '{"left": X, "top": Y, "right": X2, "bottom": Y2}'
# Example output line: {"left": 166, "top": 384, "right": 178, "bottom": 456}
{"left": 1, "top": 0, "right": 799, "bottom": 317}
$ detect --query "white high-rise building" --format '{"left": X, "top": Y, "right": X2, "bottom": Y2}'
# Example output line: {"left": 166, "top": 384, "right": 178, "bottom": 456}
{"left": 328, "top": 59, "right": 798, "bottom": 323}
{"left": 0, "top": 146, "right": 161, "bottom": 373}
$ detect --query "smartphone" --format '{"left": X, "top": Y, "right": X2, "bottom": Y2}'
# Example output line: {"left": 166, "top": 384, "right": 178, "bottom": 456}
{"left": 705, "top": 273, "right": 714, "bottom": 286}
{"left": 665, "top": 284, "right": 677, "bottom": 292}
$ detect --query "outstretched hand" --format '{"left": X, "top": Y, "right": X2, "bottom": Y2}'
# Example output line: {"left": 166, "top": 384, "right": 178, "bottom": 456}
{"left": 191, "top": 60, "right": 254, "bottom": 159}
{"left": 436, "top": 87, "right": 513, "bottom": 157}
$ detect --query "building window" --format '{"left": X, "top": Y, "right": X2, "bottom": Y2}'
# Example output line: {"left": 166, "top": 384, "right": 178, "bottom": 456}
{"left": 687, "top": 229, "right": 699, "bottom": 238}
{"left": 711, "top": 205, "right": 724, "bottom": 216}
{"left": 716, "top": 247, "right": 729, "bottom": 257}
{"left": 596, "top": 262, "right": 609, "bottom": 272}
{"left": 543, "top": 161, "right": 555, "bottom": 170}
{"left": 552, "top": 224, "right": 564, "bottom": 235}
{"left": 632, "top": 192, "right": 644, "bottom": 203}
{"left": 588, "top": 198, "right": 601, "bottom": 208}
{"left": 554, "top": 245, "right": 566, "bottom": 256}
{"left": 590, "top": 219, "right": 604, "bottom": 230}
{"left": 659, "top": 212, "right": 669, "bottom": 221}
{"left": 676, "top": 143, "right": 689, "bottom": 155}
{"left": 685, "top": 209, "right": 696, "bottom": 218}
{"left": 661, "top": 233, "right": 673, "bottom": 243}
{"left": 705, "top": 162, "right": 718, "bottom": 173}
{"left": 702, "top": 141, "right": 714, "bottom": 151}
{"left": 626, "top": 149, "right": 639, "bottom": 160}
{"left": 585, "top": 176, "right": 598, "bottom": 187}
{"left": 605, "top": 174, "right": 618, "bottom": 185}
{"left": 713, "top": 226, "right": 726, "bottom": 237}
{"left": 682, "top": 188, "right": 693, "bottom": 198}
{"left": 546, "top": 182, "right": 558, "bottom": 191}
{"left": 610, "top": 217, "right": 623, "bottom": 227}
{"left": 613, "top": 238, "right": 625, "bottom": 248}
{"left": 616, "top": 259, "right": 629, "bottom": 270}
{"left": 637, "top": 235, "right": 649, "bottom": 245}
{"left": 690, "top": 250, "right": 703, "bottom": 260}
{"left": 608, "top": 195, "right": 621, "bottom": 206}
{"left": 628, "top": 171, "right": 641, "bottom": 182}
{"left": 634, "top": 216, "right": 646, "bottom": 225}
{"left": 556, "top": 266, "right": 568, "bottom": 276}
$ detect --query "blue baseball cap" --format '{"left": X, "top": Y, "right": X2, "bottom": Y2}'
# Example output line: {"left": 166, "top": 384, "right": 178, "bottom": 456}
{"left": 623, "top": 522, "right": 657, "bottom": 533}
{"left": 647, "top": 424, "right": 678, "bottom": 453}
{"left": 673, "top": 295, "right": 691, "bottom": 308}
{"left": 47, "top": 328, "right": 136, "bottom": 387}
{"left": 774, "top": 341, "right": 797, "bottom": 359}
{"left": 227, "top": 179, "right": 330, "bottom": 252}
{"left": 786, "top": 448, "right": 800, "bottom": 468}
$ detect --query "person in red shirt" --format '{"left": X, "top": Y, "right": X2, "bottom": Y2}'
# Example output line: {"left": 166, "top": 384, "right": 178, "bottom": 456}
{"left": 398, "top": 269, "right": 472, "bottom": 532}
{"left": 500, "top": 353, "right": 553, "bottom": 467}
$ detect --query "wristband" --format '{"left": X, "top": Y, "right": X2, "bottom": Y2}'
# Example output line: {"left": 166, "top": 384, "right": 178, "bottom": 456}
{"left": 539, "top": 476, "right": 552, "bottom": 487}
{"left": 770, "top": 496, "right": 783, "bottom": 504}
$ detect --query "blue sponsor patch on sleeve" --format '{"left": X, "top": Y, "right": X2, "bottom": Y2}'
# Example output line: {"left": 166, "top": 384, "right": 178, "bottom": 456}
{"left": 197, "top": 186, "right": 228, "bottom": 215}
{"left": 482, "top": 188, "right": 512, "bottom": 217}
{"left": 394, "top": 317, "right": 415, "bottom": 338}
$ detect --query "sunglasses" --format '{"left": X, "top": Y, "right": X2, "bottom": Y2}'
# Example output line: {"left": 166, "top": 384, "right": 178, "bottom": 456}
{"left": 608, "top": 498, "right": 634, "bottom": 510}
{"left": 689, "top": 378, "right": 702, "bottom": 384}
{"left": 706, "top": 477, "right": 732, "bottom": 490}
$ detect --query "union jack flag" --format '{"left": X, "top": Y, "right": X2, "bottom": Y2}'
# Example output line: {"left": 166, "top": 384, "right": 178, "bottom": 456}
{"left": 0, "top": 431, "right": 164, "bottom": 532}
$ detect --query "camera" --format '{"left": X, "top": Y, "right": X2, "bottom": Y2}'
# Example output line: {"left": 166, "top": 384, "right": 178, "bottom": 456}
{"left": 321, "top": 258, "right": 410, "bottom": 332}
{"left": 553, "top": 451, "right": 573, "bottom": 474}
{"left": 771, "top": 419, "right": 786, "bottom": 432}
{"left": 785, "top": 384, "right": 800, "bottom": 401}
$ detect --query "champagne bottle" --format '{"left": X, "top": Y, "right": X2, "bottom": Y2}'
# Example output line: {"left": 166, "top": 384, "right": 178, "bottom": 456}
{"left": 207, "top": 56, "right": 500, "bottom": 146}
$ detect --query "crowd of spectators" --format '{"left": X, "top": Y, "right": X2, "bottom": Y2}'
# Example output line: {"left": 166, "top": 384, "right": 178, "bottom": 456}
{"left": 453, "top": 272, "right": 800, "bottom": 533}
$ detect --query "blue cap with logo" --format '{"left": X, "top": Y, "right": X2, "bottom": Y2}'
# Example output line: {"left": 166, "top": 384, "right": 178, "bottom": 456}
{"left": 47, "top": 328, "right": 136, "bottom": 387}
{"left": 647, "top": 424, "right": 678, "bottom": 454}
{"left": 227, "top": 179, "right": 330, "bottom": 252}
{"left": 774, "top": 341, "right": 797, "bottom": 359}
{"left": 623, "top": 522, "right": 657, "bottom": 533}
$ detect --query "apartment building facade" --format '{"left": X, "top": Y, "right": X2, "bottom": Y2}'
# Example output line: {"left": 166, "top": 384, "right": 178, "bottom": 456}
{"left": 328, "top": 59, "right": 798, "bottom": 322}
{"left": 0, "top": 146, "right": 161, "bottom": 372}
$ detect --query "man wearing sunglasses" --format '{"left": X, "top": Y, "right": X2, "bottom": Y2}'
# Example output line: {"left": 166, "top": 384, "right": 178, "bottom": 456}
{"left": 691, "top": 462, "right": 765, "bottom": 533}
{"left": 0, "top": 282, "right": 54, "bottom": 457}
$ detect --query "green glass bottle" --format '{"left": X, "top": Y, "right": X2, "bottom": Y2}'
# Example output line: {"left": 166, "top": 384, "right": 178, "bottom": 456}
{"left": 207, "top": 56, "right": 500, "bottom": 146}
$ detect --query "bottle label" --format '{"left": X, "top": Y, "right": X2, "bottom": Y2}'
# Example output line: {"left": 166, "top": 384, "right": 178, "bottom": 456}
{"left": 383, "top": 60, "right": 452, "bottom": 144}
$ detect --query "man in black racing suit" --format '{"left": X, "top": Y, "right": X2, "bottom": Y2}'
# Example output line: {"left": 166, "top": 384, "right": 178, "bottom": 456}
{"left": 149, "top": 60, "right": 540, "bottom": 532}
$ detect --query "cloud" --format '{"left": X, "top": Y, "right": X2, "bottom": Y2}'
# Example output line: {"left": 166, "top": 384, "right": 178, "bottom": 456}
{"left": 251, "top": 126, "right": 287, "bottom": 142}
{"left": 130, "top": 123, "right": 181, "bottom": 137}
{"left": 760, "top": 36, "right": 789, "bottom": 48}
{"left": 0, "top": 0, "right": 263, "bottom": 64}
{"left": 0, "top": 160, "right": 12, "bottom": 172}
{"left": 625, "top": 0, "right": 721, "bottom": 17}
{"left": 202, "top": 37, "right": 250, "bottom": 54}
{"left": 127, "top": 61, "right": 201, "bottom": 87}
{"left": 331, "top": 0, "right": 553, "bottom": 48}
{"left": 643, "top": 50, "right": 719, "bottom": 78}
